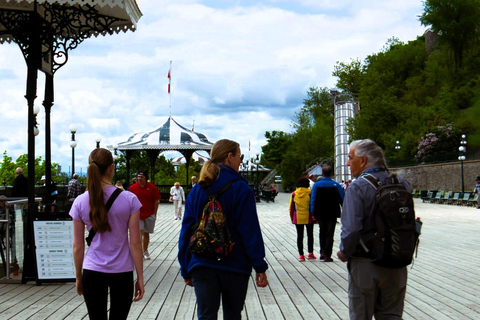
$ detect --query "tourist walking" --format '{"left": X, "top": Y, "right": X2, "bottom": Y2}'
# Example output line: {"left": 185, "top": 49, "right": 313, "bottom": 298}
{"left": 310, "top": 165, "right": 344, "bottom": 262}
{"left": 178, "top": 139, "right": 269, "bottom": 320}
{"left": 289, "top": 177, "right": 316, "bottom": 261}
{"left": 70, "top": 148, "right": 144, "bottom": 319}
{"left": 337, "top": 139, "right": 411, "bottom": 319}
{"left": 129, "top": 171, "right": 161, "bottom": 260}
{"left": 170, "top": 182, "right": 185, "bottom": 220}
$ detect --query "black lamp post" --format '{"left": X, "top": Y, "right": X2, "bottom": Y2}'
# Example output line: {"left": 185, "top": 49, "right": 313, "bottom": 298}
{"left": 96, "top": 137, "right": 102, "bottom": 149}
{"left": 256, "top": 153, "right": 260, "bottom": 195}
{"left": 113, "top": 144, "right": 118, "bottom": 183}
{"left": 69, "top": 124, "right": 77, "bottom": 178}
{"left": 458, "top": 134, "right": 467, "bottom": 194}
{"left": 395, "top": 140, "right": 401, "bottom": 165}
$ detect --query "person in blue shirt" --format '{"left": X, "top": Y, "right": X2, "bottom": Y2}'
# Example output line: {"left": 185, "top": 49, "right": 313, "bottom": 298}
{"left": 178, "top": 139, "right": 269, "bottom": 320}
{"left": 310, "top": 165, "right": 345, "bottom": 262}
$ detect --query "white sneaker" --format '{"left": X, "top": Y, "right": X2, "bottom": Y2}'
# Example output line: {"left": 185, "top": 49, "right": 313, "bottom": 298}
{"left": 143, "top": 252, "right": 151, "bottom": 260}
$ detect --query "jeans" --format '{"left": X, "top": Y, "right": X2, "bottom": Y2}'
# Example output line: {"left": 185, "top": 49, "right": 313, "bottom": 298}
{"left": 82, "top": 269, "right": 134, "bottom": 320}
{"left": 191, "top": 267, "right": 250, "bottom": 320}
{"left": 295, "top": 224, "right": 314, "bottom": 256}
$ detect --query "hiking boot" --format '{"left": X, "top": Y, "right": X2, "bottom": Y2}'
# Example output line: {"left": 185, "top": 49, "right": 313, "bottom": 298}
{"left": 143, "top": 252, "right": 151, "bottom": 260}
{"left": 298, "top": 255, "right": 306, "bottom": 262}
{"left": 307, "top": 253, "right": 317, "bottom": 260}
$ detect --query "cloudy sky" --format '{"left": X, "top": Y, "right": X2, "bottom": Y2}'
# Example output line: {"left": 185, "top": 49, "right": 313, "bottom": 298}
{"left": 0, "top": 0, "right": 426, "bottom": 176}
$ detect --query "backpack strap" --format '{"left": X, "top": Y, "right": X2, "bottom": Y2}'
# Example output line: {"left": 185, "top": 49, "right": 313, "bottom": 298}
{"left": 86, "top": 188, "right": 123, "bottom": 246}
{"left": 203, "top": 179, "right": 239, "bottom": 199}
{"left": 361, "top": 173, "right": 380, "bottom": 189}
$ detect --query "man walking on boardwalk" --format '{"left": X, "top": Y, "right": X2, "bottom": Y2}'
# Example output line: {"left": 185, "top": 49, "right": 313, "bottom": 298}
{"left": 337, "top": 139, "right": 411, "bottom": 319}
{"left": 129, "top": 171, "right": 161, "bottom": 260}
{"left": 310, "top": 165, "right": 344, "bottom": 262}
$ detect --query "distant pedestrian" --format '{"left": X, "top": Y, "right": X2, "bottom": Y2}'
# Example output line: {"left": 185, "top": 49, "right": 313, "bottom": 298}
{"left": 289, "top": 177, "right": 316, "bottom": 261}
{"left": 129, "top": 171, "right": 161, "bottom": 260}
{"left": 310, "top": 166, "right": 344, "bottom": 262}
{"left": 170, "top": 182, "right": 185, "bottom": 220}
{"left": 12, "top": 167, "right": 28, "bottom": 197}
{"left": 40, "top": 176, "right": 58, "bottom": 205}
{"left": 474, "top": 176, "right": 480, "bottom": 209}
{"left": 67, "top": 173, "right": 81, "bottom": 201}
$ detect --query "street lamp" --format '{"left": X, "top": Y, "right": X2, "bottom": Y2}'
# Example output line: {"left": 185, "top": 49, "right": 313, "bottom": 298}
{"left": 113, "top": 144, "right": 118, "bottom": 183}
{"left": 395, "top": 140, "right": 401, "bottom": 165}
{"left": 69, "top": 124, "right": 77, "bottom": 178}
{"left": 96, "top": 137, "right": 102, "bottom": 149}
{"left": 33, "top": 105, "right": 40, "bottom": 136}
{"left": 458, "top": 135, "right": 467, "bottom": 194}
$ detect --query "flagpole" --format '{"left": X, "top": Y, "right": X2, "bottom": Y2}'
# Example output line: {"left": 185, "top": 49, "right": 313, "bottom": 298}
{"left": 168, "top": 60, "right": 172, "bottom": 118}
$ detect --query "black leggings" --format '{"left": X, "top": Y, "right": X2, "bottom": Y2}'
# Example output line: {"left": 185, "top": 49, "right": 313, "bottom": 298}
{"left": 295, "top": 224, "right": 314, "bottom": 256}
{"left": 82, "top": 269, "right": 134, "bottom": 320}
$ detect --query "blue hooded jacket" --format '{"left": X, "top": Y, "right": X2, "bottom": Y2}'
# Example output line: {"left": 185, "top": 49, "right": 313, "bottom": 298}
{"left": 178, "top": 164, "right": 268, "bottom": 279}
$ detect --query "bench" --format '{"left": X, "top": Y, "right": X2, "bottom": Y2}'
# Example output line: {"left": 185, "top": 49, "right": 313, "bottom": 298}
{"left": 260, "top": 190, "right": 278, "bottom": 203}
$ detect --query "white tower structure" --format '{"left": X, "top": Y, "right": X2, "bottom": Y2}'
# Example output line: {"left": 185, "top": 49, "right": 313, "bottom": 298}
{"left": 332, "top": 91, "right": 358, "bottom": 183}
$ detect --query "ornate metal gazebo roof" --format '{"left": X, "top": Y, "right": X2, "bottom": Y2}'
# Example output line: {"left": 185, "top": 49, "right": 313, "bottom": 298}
{"left": 116, "top": 116, "right": 214, "bottom": 152}
{"left": 112, "top": 117, "right": 214, "bottom": 185}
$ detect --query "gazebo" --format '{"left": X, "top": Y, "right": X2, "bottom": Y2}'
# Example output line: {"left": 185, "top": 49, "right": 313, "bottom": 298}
{"left": 112, "top": 116, "right": 214, "bottom": 184}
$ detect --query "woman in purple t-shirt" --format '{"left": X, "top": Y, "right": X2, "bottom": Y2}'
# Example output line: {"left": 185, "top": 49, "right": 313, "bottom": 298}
{"left": 70, "top": 148, "right": 144, "bottom": 319}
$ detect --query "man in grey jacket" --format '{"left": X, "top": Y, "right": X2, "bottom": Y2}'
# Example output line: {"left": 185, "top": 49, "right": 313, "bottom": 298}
{"left": 337, "top": 139, "right": 411, "bottom": 320}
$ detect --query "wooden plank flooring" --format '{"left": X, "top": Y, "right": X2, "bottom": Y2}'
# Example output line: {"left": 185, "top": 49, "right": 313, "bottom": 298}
{"left": 1, "top": 193, "right": 480, "bottom": 319}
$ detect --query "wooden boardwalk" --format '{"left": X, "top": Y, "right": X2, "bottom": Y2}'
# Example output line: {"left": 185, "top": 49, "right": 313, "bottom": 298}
{"left": 1, "top": 193, "right": 480, "bottom": 319}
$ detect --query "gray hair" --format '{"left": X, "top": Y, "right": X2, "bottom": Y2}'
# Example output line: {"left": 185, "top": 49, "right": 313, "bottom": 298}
{"left": 350, "top": 139, "right": 388, "bottom": 170}
{"left": 16, "top": 167, "right": 23, "bottom": 174}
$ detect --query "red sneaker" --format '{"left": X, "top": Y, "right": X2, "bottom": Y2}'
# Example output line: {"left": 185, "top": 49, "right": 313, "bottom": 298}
{"left": 307, "top": 253, "right": 317, "bottom": 260}
{"left": 298, "top": 255, "right": 306, "bottom": 262}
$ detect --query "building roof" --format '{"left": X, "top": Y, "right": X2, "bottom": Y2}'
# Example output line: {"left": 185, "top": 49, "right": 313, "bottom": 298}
{"left": 115, "top": 117, "right": 214, "bottom": 152}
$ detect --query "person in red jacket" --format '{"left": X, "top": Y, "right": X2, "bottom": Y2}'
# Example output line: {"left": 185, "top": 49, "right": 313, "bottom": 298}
{"left": 129, "top": 171, "right": 161, "bottom": 260}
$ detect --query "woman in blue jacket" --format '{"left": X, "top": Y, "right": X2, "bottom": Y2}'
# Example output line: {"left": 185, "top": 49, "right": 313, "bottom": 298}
{"left": 178, "top": 139, "right": 269, "bottom": 320}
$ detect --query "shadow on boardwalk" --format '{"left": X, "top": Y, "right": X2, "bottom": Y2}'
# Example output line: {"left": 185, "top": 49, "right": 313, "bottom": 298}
{"left": 1, "top": 193, "right": 480, "bottom": 319}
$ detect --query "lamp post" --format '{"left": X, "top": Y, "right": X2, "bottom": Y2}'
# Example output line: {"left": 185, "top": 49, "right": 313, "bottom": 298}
{"left": 458, "top": 134, "right": 467, "bottom": 194}
{"left": 113, "top": 144, "right": 118, "bottom": 183}
{"left": 96, "top": 137, "right": 102, "bottom": 149}
{"left": 256, "top": 153, "right": 260, "bottom": 196}
{"left": 69, "top": 124, "right": 77, "bottom": 178}
{"left": 33, "top": 105, "right": 40, "bottom": 137}
{"left": 395, "top": 140, "right": 401, "bottom": 165}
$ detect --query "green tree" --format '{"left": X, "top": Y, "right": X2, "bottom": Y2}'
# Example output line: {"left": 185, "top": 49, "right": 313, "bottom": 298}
{"left": 419, "top": 0, "right": 480, "bottom": 69}
{"left": 0, "top": 151, "right": 16, "bottom": 185}
{"left": 332, "top": 58, "right": 364, "bottom": 94}
{"left": 261, "top": 87, "right": 335, "bottom": 190}
{"left": 261, "top": 131, "right": 291, "bottom": 169}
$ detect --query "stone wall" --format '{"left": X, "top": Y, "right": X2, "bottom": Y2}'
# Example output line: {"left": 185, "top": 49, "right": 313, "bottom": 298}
{"left": 390, "top": 160, "right": 480, "bottom": 191}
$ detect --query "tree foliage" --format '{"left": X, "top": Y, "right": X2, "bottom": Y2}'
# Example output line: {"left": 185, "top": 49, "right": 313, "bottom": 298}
{"left": 262, "top": 87, "right": 335, "bottom": 190}
{"left": 419, "top": 0, "right": 480, "bottom": 69}
{"left": 0, "top": 151, "right": 62, "bottom": 186}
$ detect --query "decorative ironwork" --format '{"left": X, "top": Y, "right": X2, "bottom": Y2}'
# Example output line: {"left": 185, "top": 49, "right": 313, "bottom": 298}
{"left": 0, "top": 2, "right": 124, "bottom": 74}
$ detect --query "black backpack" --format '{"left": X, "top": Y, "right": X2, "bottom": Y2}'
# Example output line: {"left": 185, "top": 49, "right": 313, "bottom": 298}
{"left": 188, "top": 179, "right": 238, "bottom": 260}
{"left": 361, "top": 173, "right": 421, "bottom": 268}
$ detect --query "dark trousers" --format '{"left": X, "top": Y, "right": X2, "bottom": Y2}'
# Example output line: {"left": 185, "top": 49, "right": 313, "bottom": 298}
{"left": 82, "top": 269, "right": 134, "bottom": 320}
{"left": 318, "top": 218, "right": 337, "bottom": 259}
{"left": 295, "top": 224, "right": 314, "bottom": 256}
{"left": 191, "top": 267, "right": 250, "bottom": 320}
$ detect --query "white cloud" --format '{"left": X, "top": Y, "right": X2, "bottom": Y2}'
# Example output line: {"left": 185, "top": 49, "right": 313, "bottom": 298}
{"left": 0, "top": 0, "right": 425, "bottom": 173}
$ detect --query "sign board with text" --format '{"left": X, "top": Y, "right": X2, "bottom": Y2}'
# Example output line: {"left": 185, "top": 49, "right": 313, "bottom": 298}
{"left": 33, "top": 220, "right": 75, "bottom": 281}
